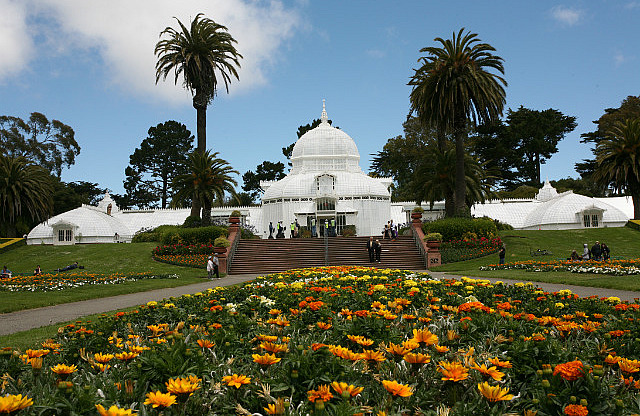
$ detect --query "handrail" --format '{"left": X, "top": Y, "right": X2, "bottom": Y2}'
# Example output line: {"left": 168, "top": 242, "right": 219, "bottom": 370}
{"left": 324, "top": 232, "right": 329, "bottom": 266}
{"left": 411, "top": 226, "right": 428, "bottom": 269}
{"left": 226, "top": 228, "right": 241, "bottom": 271}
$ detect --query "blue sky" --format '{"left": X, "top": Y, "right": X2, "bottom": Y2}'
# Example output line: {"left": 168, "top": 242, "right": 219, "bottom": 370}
{"left": 1, "top": 0, "right": 639, "bottom": 195}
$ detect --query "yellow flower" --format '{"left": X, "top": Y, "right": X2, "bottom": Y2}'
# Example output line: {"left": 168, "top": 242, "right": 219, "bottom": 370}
{"left": 381, "top": 380, "right": 413, "bottom": 397}
{"left": 166, "top": 376, "right": 201, "bottom": 396}
{"left": 477, "top": 382, "right": 514, "bottom": 402}
{"left": 115, "top": 351, "right": 139, "bottom": 361}
{"left": 252, "top": 353, "right": 282, "bottom": 366}
{"left": 94, "top": 353, "right": 115, "bottom": 363}
{"left": 308, "top": 385, "right": 333, "bottom": 402}
{"left": 472, "top": 363, "right": 505, "bottom": 381}
{"left": 196, "top": 339, "right": 215, "bottom": 349}
{"left": 222, "top": 374, "right": 251, "bottom": 388}
{"left": 0, "top": 394, "right": 33, "bottom": 413}
{"left": 51, "top": 364, "right": 77, "bottom": 375}
{"left": 263, "top": 398, "right": 286, "bottom": 415}
{"left": 144, "top": 391, "right": 177, "bottom": 408}
{"left": 330, "top": 381, "right": 364, "bottom": 397}
{"left": 360, "top": 349, "right": 387, "bottom": 363}
{"left": 438, "top": 361, "right": 469, "bottom": 382}
{"left": 403, "top": 352, "right": 431, "bottom": 364}
{"left": 95, "top": 404, "right": 138, "bottom": 415}
{"left": 412, "top": 328, "right": 438, "bottom": 345}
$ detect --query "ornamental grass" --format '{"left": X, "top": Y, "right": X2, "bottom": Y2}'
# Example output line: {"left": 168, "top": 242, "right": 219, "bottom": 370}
{"left": 3, "top": 266, "right": 640, "bottom": 414}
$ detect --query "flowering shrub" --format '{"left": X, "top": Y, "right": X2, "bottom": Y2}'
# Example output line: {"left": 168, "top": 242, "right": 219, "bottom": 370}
{"left": 153, "top": 243, "right": 216, "bottom": 256}
{"left": 153, "top": 254, "right": 209, "bottom": 269}
{"left": 2, "top": 266, "right": 640, "bottom": 415}
{"left": 0, "top": 272, "right": 177, "bottom": 292}
{"left": 441, "top": 237, "right": 502, "bottom": 264}
{"left": 481, "top": 259, "right": 640, "bottom": 275}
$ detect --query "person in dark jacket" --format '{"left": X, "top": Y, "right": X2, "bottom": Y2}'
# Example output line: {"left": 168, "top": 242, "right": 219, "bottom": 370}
{"left": 366, "top": 237, "right": 375, "bottom": 262}
{"left": 374, "top": 239, "right": 382, "bottom": 262}
{"left": 591, "top": 241, "right": 602, "bottom": 261}
{"left": 601, "top": 243, "right": 611, "bottom": 261}
{"left": 498, "top": 244, "right": 506, "bottom": 265}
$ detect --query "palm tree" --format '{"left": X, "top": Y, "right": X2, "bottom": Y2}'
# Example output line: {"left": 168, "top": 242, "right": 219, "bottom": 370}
{"left": 155, "top": 14, "right": 242, "bottom": 153}
{"left": 0, "top": 155, "right": 53, "bottom": 236}
{"left": 593, "top": 119, "right": 640, "bottom": 219}
{"left": 172, "top": 150, "right": 239, "bottom": 226}
{"left": 409, "top": 28, "right": 506, "bottom": 216}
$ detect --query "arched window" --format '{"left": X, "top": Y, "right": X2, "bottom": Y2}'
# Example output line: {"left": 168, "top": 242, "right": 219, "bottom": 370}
{"left": 316, "top": 198, "right": 335, "bottom": 211}
{"left": 316, "top": 174, "right": 335, "bottom": 195}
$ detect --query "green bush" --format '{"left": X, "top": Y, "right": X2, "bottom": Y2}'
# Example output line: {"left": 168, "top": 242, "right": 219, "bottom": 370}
{"left": 214, "top": 236, "right": 230, "bottom": 248}
{"left": 131, "top": 231, "right": 159, "bottom": 243}
{"left": 230, "top": 210, "right": 242, "bottom": 217}
{"left": 182, "top": 215, "right": 202, "bottom": 228}
{"left": 422, "top": 217, "right": 497, "bottom": 241}
{"left": 159, "top": 226, "right": 228, "bottom": 245}
{"left": 424, "top": 232, "right": 443, "bottom": 241}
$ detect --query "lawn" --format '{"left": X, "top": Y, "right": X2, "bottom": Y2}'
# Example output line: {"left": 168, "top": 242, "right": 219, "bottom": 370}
{"left": 0, "top": 243, "right": 208, "bottom": 313}
{"left": 436, "top": 227, "right": 640, "bottom": 291}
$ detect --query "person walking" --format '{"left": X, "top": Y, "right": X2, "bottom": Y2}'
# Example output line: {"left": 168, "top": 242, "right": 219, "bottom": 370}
{"left": 374, "top": 239, "right": 382, "bottom": 262}
{"left": 591, "top": 241, "right": 602, "bottom": 261}
{"left": 498, "top": 244, "right": 506, "bottom": 265}
{"left": 207, "top": 256, "right": 215, "bottom": 278}
{"left": 366, "top": 237, "right": 375, "bottom": 262}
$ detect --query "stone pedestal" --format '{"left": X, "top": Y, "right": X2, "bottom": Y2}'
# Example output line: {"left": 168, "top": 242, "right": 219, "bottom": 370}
{"left": 427, "top": 249, "right": 441, "bottom": 268}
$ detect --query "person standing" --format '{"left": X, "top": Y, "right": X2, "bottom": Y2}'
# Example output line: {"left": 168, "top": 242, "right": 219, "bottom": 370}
{"left": 330, "top": 218, "right": 336, "bottom": 236}
{"left": 268, "top": 222, "right": 274, "bottom": 239}
{"left": 374, "top": 239, "right": 382, "bottom": 262}
{"left": 295, "top": 219, "right": 300, "bottom": 238}
{"left": 311, "top": 217, "right": 317, "bottom": 237}
{"left": 212, "top": 254, "right": 220, "bottom": 278}
{"left": 582, "top": 244, "right": 590, "bottom": 260}
{"left": 602, "top": 243, "right": 610, "bottom": 261}
{"left": 366, "top": 237, "right": 375, "bottom": 262}
{"left": 498, "top": 244, "right": 506, "bottom": 265}
{"left": 290, "top": 222, "right": 295, "bottom": 238}
{"left": 207, "top": 256, "right": 215, "bottom": 278}
{"left": 591, "top": 241, "right": 602, "bottom": 261}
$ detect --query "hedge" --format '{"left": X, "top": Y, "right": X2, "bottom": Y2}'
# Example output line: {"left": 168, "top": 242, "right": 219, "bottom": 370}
{"left": 421, "top": 217, "right": 497, "bottom": 241}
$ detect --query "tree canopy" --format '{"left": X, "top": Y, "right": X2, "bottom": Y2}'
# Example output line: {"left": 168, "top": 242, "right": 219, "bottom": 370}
{"left": 125, "top": 121, "right": 193, "bottom": 209}
{"left": 242, "top": 161, "right": 286, "bottom": 202}
{"left": 0, "top": 112, "right": 80, "bottom": 178}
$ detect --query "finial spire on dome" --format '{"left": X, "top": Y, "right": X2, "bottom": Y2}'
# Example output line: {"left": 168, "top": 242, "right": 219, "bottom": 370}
{"left": 321, "top": 99, "right": 328, "bottom": 124}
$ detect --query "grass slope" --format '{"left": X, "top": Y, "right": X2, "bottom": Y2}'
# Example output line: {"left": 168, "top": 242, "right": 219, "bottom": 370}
{"left": 0, "top": 243, "right": 207, "bottom": 313}
{"left": 436, "top": 227, "right": 640, "bottom": 291}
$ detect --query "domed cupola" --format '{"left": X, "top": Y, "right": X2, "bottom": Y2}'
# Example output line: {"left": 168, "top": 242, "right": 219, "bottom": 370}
{"left": 289, "top": 101, "right": 361, "bottom": 174}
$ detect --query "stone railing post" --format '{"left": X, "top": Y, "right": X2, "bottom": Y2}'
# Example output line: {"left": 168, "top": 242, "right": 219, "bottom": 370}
{"left": 220, "top": 221, "right": 241, "bottom": 275}
{"left": 411, "top": 215, "right": 441, "bottom": 269}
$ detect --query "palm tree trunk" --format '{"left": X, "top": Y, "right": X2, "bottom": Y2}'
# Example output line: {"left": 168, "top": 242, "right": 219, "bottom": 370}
{"left": 201, "top": 199, "right": 212, "bottom": 226}
{"left": 454, "top": 126, "right": 467, "bottom": 216}
{"left": 437, "top": 128, "right": 455, "bottom": 217}
{"left": 633, "top": 194, "right": 640, "bottom": 220}
{"left": 192, "top": 90, "right": 208, "bottom": 218}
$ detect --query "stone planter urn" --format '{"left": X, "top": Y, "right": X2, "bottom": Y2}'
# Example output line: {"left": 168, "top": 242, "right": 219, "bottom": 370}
{"left": 426, "top": 240, "right": 441, "bottom": 250}
{"left": 229, "top": 216, "right": 240, "bottom": 225}
{"left": 411, "top": 211, "right": 423, "bottom": 223}
{"left": 213, "top": 246, "right": 227, "bottom": 255}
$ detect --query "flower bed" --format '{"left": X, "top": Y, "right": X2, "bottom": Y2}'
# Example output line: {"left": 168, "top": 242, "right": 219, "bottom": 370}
{"left": 2, "top": 266, "right": 640, "bottom": 415}
{"left": 153, "top": 243, "right": 216, "bottom": 256}
{"left": 440, "top": 237, "right": 502, "bottom": 264}
{"left": 0, "top": 272, "right": 178, "bottom": 292}
{"left": 480, "top": 259, "right": 640, "bottom": 275}
{"left": 153, "top": 254, "right": 209, "bottom": 269}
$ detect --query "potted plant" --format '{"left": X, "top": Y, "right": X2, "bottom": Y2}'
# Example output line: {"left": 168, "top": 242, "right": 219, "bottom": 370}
{"left": 411, "top": 206, "right": 424, "bottom": 222}
{"left": 229, "top": 210, "right": 242, "bottom": 225}
{"left": 424, "top": 232, "right": 442, "bottom": 249}
{"left": 213, "top": 236, "right": 230, "bottom": 254}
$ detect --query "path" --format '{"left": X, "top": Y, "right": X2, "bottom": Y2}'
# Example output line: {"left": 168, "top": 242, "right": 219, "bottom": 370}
{"left": 1, "top": 271, "right": 638, "bottom": 337}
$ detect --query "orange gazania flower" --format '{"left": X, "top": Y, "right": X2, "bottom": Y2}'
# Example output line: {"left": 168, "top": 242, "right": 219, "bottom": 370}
{"left": 386, "top": 343, "right": 410, "bottom": 357}
{"left": 488, "top": 357, "right": 512, "bottom": 368}
{"left": 51, "top": 364, "right": 77, "bottom": 375}
{"left": 0, "top": 394, "right": 33, "bottom": 413}
{"left": 553, "top": 360, "right": 585, "bottom": 381}
{"left": 434, "top": 345, "right": 450, "bottom": 353}
{"left": 438, "top": 361, "right": 469, "bottom": 382}
{"left": 252, "top": 353, "right": 282, "bottom": 366}
{"left": 308, "top": 385, "right": 333, "bottom": 402}
{"left": 222, "top": 374, "right": 251, "bottom": 388}
{"left": 472, "top": 363, "right": 505, "bottom": 381}
{"left": 618, "top": 358, "right": 640, "bottom": 374}
{"left": 256, "top": 334, "right": 278, "bottom": 342}
{"left": 264, "top": 398, "right": 286, "bottom": 415}
{"left": 94, "top": 353, "right": 115, "bottom": 363}
{"left": 381, "top": 380, "right": 413, "bottom": 397}
{"left": 360, "top": 349, "right": 386, "bottom": 362}
{"left": 197, "top": 339, "right": 215, "bottom": 349}
{"left": 144, "top": 391, "right": 177, "bottom": 408}
{"left": 330, "top": 381, "right": 364, "bottom": 397}
{"left": 25, "top": 349, "right": 49, "bottom": 358}
{"left": 166, "top": 376, "right": 201, "bottom": 396}
{"left": 412, "top": 328, "right": 438, "bottom": 345}
{"left": 477, "top": 382, "right": 514, "bottom": 402}
{"left": 604, "top": 354, "right": 619, "bottom": 365}
{"left": 317, "top": 322, "right": 332, "bottom": 330}
{"left": 564, "top": 404, "right": 589, "bottom": 416}
{"left": 260, "top": 341, "right": 289, "bottom": 353}
{"left": 402, "top": 340, "right": 420, "bottom": 350}
{"left": 115, "top": 351, "right": 139, "bottom": 361}
{"left": 403, "top": 352, "right": 431, "bottom": 364}
{"left": 95, "top": 404, "right": 137, "bottom": 415}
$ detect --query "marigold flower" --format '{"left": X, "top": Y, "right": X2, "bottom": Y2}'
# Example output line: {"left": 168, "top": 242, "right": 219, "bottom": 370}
{"left": 381, "top": 380, "right": 413, "bottom": 397}
{"left": 472, "top": 363, "right": 505, "bottom": 381}
{"left": 553, "top": 360, "right": 585, "bottom": 381}
{"left": 95, "top": 404, "right": 137, "bottom": 415}
{"left": 438, "top": 361, "right": 469, "bottom": 382}
{"left": 564, "top": 404, "right": 588, "bottom": 416}
{"left": 222, "top": 374, "right": 251, "bottom": 388}
{"left": 144, "top": 391, "right": 177, "bottom": 408}
{"left": 308, "top": 384, "right": 333, "bottom": 402}
{"left": 0, "top": 394, "right": 33, "bottom": 413}
{"left": 403, "top": 352, "right": 431, "bottom": 364}
{"left": 51, "top": 364, "right": 77, "bottom": 375}
{"left": 166, "top": 376, "right": 201, "bottom": 396}
{"left": 252, "top": 353, "right": 282, "bottom": 366}
{"left": 330, "top": 381, "right": 363, "bottom": 397}
{"left": 412, "top": 328, "right": 438, "bottom": 345}
{"left": 477, "top": 382, "right": 514, "bottom": 402}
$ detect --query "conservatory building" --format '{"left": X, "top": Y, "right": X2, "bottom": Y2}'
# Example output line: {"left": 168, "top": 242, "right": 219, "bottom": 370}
{"left": 260, "top": 102, "right": 393, "bottom": 237}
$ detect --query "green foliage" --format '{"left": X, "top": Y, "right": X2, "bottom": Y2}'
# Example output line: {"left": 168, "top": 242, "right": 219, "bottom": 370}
{"left": 496, "top": 185, "right": 539, "bottom": 199}
{"left": 159, "top": 225, "right": 228, "bottom": 246}
{"left": 412, "top": 206, "right": 425, "bottom": 213}
{"left": 424, "top": 232, "right": 443, "bottom": 241}
{"left": 422, "top": 217, "right": 497, "bottom": 241}
{"left": 182, "top": 215, "right": 202, "bottom": 228}
{"left": 124, "top": 120, "right": 194, "bottom": 209}
{"left": 341, "top": 224, "right": 356, "bottom": 237}
{"left": 242, "top": 161, "right": 286, "bottom": 202}
{"left": 230, "top": 210, "right": 242, "bottom": 217}
{"left": 0, "top": 112, "right": 80, "bottom": 178}
{"left": 214, "top": 236, "right": 230, "bottom": 247}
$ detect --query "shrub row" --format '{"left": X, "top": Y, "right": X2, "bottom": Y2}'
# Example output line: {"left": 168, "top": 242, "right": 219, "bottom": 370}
{"left": 153, "top": 243, "right": 219, "bottom": 256}
{"left": 422, "top": 217, "right": 498, "bottom": 241}
{"left": 440, "top": 236, "right": 503, "bottom": 264}
{"left": 133, "top": 225, "right": 228, "bottom": 245}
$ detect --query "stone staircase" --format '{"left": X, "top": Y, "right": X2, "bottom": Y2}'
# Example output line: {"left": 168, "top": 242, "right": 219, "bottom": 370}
{"left": 228, "top": 236, "right": 425, "bottom": 275}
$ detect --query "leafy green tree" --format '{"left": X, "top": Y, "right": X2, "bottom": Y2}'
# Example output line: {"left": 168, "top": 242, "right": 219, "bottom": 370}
{"left": 593, "top": 119, "right": 640, "bottom": 219}
{"left": 0, "top": 155, "right": 53, "bottom": 236}
{"left": 409, "top": 28, "right": 506, "bottom": 216}
{"left": 242, "top": 161, "right": 286, "bottom": 202}
{"left": 155, "top": 14, "right": 242, "bottom": 153}
{"left": 505, "top": 106, "right": 576, "bottom": 185}
{"left": 471, "top": 121, "right": 524, "bottom": 190}
{"left": 51, "top": 180, "right": 107, "bottom": 215}
{"left": 576, "top": 95, "right": 640, "bottom": 195}
{"left": 0, "top": 112, "right": 80, "bottom": 178}
{"left": 122, "top": 166, "right": 159, "bottom": 209}
{"left": 228, "top": 191, "right": 255, "bottom": 206}
{"left": 126, "top": 121, "right": 193, "bottom": 208}
{"left": 172, "top": 150, "right": 239, "bottom": 226}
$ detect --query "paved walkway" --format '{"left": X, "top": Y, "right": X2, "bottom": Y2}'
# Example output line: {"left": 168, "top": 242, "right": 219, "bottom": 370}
{"left": 1, "top": 271, "right": 638, "bottom": 337}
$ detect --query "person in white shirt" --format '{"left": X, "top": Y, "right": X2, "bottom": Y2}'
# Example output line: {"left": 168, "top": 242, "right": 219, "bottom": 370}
{"left": 212, "top": 254, "right": 220, "bottom": 278}
{"left": 207, "top": 256, "right": 216, "bottom": 278}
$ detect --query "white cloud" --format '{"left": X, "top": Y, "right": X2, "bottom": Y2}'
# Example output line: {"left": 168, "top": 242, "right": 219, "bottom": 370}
{"left": 0, "top": 0, "right": 34, "bottom": 82}
{"left": 550, "top": 5, "right": 583, "bottom": 26}
{"left": 9, "top": 0, "right": 303, "bottom": 103}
